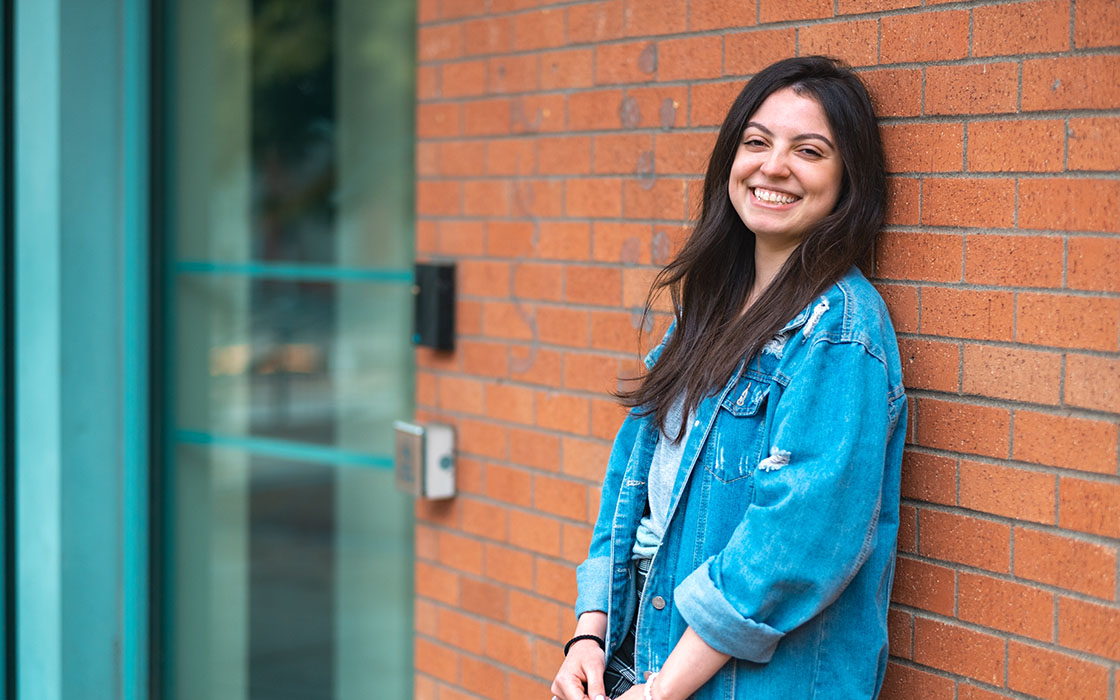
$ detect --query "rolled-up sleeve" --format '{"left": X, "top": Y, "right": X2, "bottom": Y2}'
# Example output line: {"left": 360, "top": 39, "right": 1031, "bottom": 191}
{"left": 675, "top": 337, "right": 892, "bottom": 662}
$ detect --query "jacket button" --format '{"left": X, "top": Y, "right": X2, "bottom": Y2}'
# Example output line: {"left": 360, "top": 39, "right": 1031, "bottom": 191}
{"left": 651, "top": 595, "right": 666, "bottom": 610}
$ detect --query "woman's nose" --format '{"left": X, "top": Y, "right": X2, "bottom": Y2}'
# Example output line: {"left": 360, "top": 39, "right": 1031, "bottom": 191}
{"left": 760, "top": 149, "right": 789, "bottom": 177}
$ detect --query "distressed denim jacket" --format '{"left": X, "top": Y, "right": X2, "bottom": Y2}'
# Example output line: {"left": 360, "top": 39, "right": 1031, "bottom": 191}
{"left": 576, "top": 267, "right": 907, "bottom": 700}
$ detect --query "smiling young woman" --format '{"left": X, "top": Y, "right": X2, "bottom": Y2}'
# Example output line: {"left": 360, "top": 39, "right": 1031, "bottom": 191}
{"left": 550, "top": 57, "right": 906, "bottom": 700}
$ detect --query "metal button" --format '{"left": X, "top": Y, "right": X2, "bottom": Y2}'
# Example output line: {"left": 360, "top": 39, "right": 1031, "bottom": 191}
{"left": 651, "top": 595, "right": 666, "bottom": 610}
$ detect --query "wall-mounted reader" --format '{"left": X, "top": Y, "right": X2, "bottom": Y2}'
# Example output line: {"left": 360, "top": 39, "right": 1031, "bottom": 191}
{"left": 393, "top": 421, "right": 455, "bottom": 499}
{"left": 412, "top": 262, "right": 455, "bottom": 351}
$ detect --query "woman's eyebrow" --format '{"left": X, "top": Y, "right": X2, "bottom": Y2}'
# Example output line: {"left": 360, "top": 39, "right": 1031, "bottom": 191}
{"left": 744, "top": 121, "right": 835, "bottom": 149}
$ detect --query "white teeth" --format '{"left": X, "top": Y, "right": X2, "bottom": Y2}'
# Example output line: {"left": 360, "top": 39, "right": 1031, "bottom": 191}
{"left": 753, "top": 187, "right": 799, "bottom": 204}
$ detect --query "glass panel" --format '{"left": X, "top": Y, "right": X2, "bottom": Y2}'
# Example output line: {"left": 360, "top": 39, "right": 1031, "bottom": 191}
{"left": 172, "top": 445, "right": 413, "bottom": 700}
{"left": 172, "top": 0, "right": 413, "bottom": 268}
{"left": 175, "top": 274, "right": 413, "bottom": 455}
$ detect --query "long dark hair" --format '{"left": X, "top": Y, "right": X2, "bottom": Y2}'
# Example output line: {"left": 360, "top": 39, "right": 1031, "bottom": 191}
{"left": 620, "top": 56, "right": 886, "bottom": 440}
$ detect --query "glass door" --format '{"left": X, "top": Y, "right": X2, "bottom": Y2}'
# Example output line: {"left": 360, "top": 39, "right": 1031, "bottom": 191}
{"left": 159, "top": 1, "right": 415, "bottom": 698}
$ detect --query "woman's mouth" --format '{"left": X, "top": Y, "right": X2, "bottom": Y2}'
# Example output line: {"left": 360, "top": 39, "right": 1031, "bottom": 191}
{"left": 751, "top": 187, "right": 801, "bottom": 205}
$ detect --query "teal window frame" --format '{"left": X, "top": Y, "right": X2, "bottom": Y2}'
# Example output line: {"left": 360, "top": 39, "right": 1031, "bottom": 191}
{"left": 12, "top": 0, "right": 149, "bottom": 698}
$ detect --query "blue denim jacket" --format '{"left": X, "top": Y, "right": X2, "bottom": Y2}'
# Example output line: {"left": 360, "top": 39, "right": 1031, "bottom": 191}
{"left": 576, "top": 267, "right": 907, "bottom": 699}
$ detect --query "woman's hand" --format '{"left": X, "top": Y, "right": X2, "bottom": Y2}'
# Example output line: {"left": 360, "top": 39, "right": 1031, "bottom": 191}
{"left": 611, "top": 683, "right": 646, "bottom": 700}
{"left": 550, "top": 637, "right": 607, "bottom": 700}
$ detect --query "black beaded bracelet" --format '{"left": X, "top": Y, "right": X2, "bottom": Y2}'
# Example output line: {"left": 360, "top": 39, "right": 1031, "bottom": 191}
{"left": 563, "top": 634, "right": 605, "bottom": 656}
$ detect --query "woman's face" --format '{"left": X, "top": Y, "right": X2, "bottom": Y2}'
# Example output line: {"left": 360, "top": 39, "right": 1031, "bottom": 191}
{"left": 728, "top": 87, "right": 844, "bottom": 252}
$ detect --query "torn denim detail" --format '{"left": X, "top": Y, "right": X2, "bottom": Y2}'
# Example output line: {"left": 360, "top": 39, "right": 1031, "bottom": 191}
{"left": 802, "top": 297, "right": 831, "bottom": 338}
{"left": 757, "top": 446, "right": 791, "bottom": 472}
{"left": 762, "top": 333, "right": 788, "bottom": 358}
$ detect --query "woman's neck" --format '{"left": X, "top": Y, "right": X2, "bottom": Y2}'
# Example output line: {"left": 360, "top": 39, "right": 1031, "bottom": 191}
{"left": 746, "top": 244, "right": 796, "bottom": 310}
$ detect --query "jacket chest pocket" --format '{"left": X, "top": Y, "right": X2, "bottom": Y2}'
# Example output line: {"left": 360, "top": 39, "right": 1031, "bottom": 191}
{"left": 700, "top": 376, "right": 771, "bottom": 483}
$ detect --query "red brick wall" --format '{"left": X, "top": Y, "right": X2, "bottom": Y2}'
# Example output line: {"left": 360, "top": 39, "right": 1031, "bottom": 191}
{"left": 412, "top": 1, "right": 1120, "bottom": 698}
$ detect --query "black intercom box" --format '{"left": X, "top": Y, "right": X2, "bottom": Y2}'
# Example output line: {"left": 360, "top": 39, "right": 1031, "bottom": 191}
{"left": 413, "top": 262, "right": 455, "bottom": 351}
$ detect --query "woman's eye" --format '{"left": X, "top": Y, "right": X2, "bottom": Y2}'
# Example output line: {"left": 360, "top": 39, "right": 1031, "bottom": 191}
{"left": 744, "top": 138, "right": 766, "bottom": 147}
{"left": 799, "top": 147, "right": 823, "bottom": 158}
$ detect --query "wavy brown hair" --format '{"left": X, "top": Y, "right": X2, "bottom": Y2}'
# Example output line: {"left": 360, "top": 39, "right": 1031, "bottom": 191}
{"left": 620, "top": 56, "right": 887, "bottom": 441}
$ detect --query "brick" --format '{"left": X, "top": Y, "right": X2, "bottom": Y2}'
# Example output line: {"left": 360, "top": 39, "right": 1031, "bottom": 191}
{"left": 1013, "top": 410, "right": 1119, "bottom": 474}
{"left": 891, "top": 556, "right": 955, "bottom": 615}
{"left": 460, "top": 498, "right": 508, "bottom": 540}
{"left": 1015, "top": 527, "right": 1117, "bottom": 599}
{"left": 459, "top": 259, "right": 510, "bottom": 298}
{"left": 958, "top": 571, "right": 1054, "bottom": 641}
{"left": 900, "top": 451, "right": 957, "bottom": 505}
{"left": 488, "top": 55, "right": 538, "bottom": 95}
{"left": 759, "top": 0, "right": 831, "bottom": 22}
{"left": 913, "top": 617, "right": 1004, "bottom": 685}
{"left": 540, "top": 48, "right": 594, "bottom": 90}
{"left": 459, "top": 656, "right": 504, "bottom": 700}
{"left": 658, "top": 35, "right": 722, "bottom": 81}
{"left": 460, "top": 340, "right": 509, "bottom": 379}
{"left": 968, "top": 120, "right": 1065, "bottom": 172}
{"left": 1070, "top": 236, "right": 1120, "bottom": 294}
{"left": 1075, "top": 0, "right": 1120, "bottom": 47}
{"left": 416, "top": 561, "right": 460, "bottom": 606}
{"left": 591, "top": 397, "right": 629, "bottom": 440}
{"left": 415, "top": 638, "right": 459, "bottom": 683}
{"left": 536, "top": 306, "right": 589, "bottom": 347}
{"left": 838, "top": 0, "right": 919, "bottom": 12}
{"left": 439, "top": 141, "right": 488, "bottom": 177}
{"left": 508, "top": 589, "right": 564, "bottom": 640}
{"left": 880, "top": 663, "right": 954, "bottom": 700}
{"left": 1069, "top": 117, "right": 1120, "bottom": 172}
{"left": 958, "top": 684, "right": 1015, "bottom": 700}
{"left": 973, "top": 0, "right": 1070, "bottom": 56}
{"left": 593, "top": 133, "right": 653, "bottom": 175}
{"left": 920, "top": 287, "right": 1014, "bottom": 343}
{"left": 562, "top": 522, "right": 594, "bottom": 563}
{"left": 486, "top": 138, "right": 535, "bottom": 176}
{"left": 417, "top": 181, "right": 461, "bottom": 217}
{"left": 442, "top": 0, "right": 486, "bottom": 19}
{"left": 419, "top": 25, "right": 462, "bottom": 62}
{"left": 881, "top": 123, "right": 963, "bottom": 173}
{"left": 484, "top": 543, "right": 535, "bottom": 590}
{"left": 565, "top": 178, "right": 622, "bottom": 218}
{"left": 896, "top": 337, "right": 958, "bottom": 393}
{"left": 511, "top": 179, "right": 564, "bottom": 218}
{"left": 626, "top": 85, "right": 688, "bottom": 129}
{"left": 1008, "top": 641, "right": 1111, "bottom": 700}
{"left": 592, "top": 222, "right": 653, "bottom": 264}
{"left": 724, "top": 29, "right": 797, "bottom": 77}
{"left": 590, "top": 310, "right": 644, "bottom": 353}
{"left": 507, "top": 673, "right": 550, "bottom": 700}
{"left": 799, "top": 20, "right": 878, "bottom": 67}
{"left": 463, "top": 17, "right": 511, "bottom": 56}
{"left": 1025, "top": 55, "right": 1120, "bottom": 110}
{"left": 457, "top": 419, "right": 508, "bottom": 460}
{"left": 1016, "top": 293, "right": 1120, "bottom": 352}
{"left": 511, "top": 94, "right": 565, "bottom": 134}
{"left": 438, "top": 220, "right": 485, "bottom": 256}
{"left": 508, "top": 427, "right": 561, "bottom": 471}
{"left": 483, "top": 623, "right": 534, "bottom": 673}
{"left": 488, "top": 221, "right": 534, "bottom": 258}
{"left": 961, "top": 344, "right": 1062, "bottom": 405}
{"left": 567, "top": 1, "right": 624, "bottom": 44}
{"left": 688, "top": 0, "right": 757, "bottom": 30}
{"left": 963, "top": 234, "right": 1064, "bottom": 288}
{"left": 458, "top": 300, "right": 483, "bottom": 337}
{"left": 1065, "top": 353, "right": 1120, "bottom": 413}
{"left": 462, "top": 98, "right": 511, "bottom": 136}
{"left": 874, "top": 283, "right": 918, "bottom": 333}
{"left": 512, "top": 263, "right": 562, "bottom": 302}
{"left": 897, "top": 504, "right": 917, "bottom": 554}
{"left": 439, "top": 376, "right": 486, "bottom": 414}
{"left": 512, "top": 9, "right": 565, "bottom": 51}
{"left": 925, "top": 63, "right": 1019, "bottom": 115}
{"left": 595, "top": 41, "right": 657, "bottom": 85}
{"left": 884, "top": 177, "right": 920, "bottom": 226}
{"left": 534, "top": 473, "right": 589, "bottom": 521}
{"left": 918, "top": 508, "right": 1011, "bottom": 573}
{"left": 438, "top": 532, "right": 485, "bottom": 576}
{"left": 564, "top": 266, "right": 622, "bottom": 307}
{"left": 921, "top": 178, "right": 1015, "bottom": 228}
{"left": 690, "top": 80, "right": 741, "bottom": 126}
{"left": 622, "top": 0, "right": 688, "bottom": 37}
{"left": 881, "top": 11, "right": 969, "bottom": 63}
{"left": 536, "top": 391, "right": 590, "bottom": 434}
{"left": 1058, "top": 596, "right": 1120, "bottom": 661}
{"left": 876, "top": 231, "right": 962, "bottom": 283}
{"left": 1059, "top": 476, "right": 1120, "bottom": 539}
{"left": 887, "top": 608, "right": 912, "bottom": 659}
{"left": 534, "top": 557, "right": 578, "bottom": 603}
{"left": 561, "top": 436, "right": 612, "bottom": 482}
{"left": 442, "top": 60, "right": 488, "bottom": 98}
{"left": 1020, "top": 178, "right": 1120, "bottom": 233}
{"left": 860, "top": 68, "right": 921, "bottom": 118}
{"left": 564, "top": 352, "right": 621, "bottom": 395}
{"left": 538, "top": 136, "right": 591, "bottom": 175}
{"left": 509, "top": 345, "right": 565, "bottom": 388}
{"left": 623, "top": 177, "right": 689, "bottom": 221}
{"left": 507, "top": 509, "right": 561, "bottom": 556}
{"left": 485, "top": 464, "right": 533, "bottom": 508}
